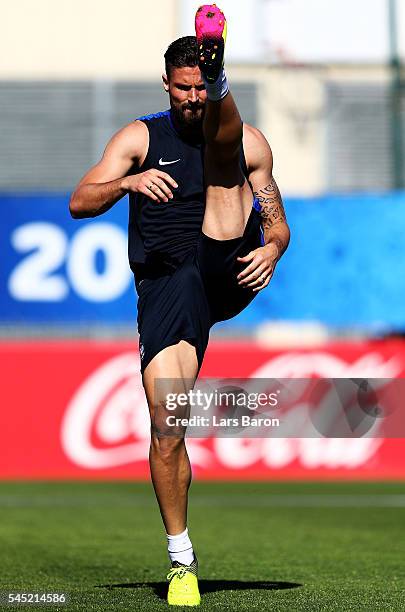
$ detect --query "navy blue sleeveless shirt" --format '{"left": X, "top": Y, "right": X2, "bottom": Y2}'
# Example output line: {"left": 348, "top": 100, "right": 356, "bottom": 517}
{"left": 128, "top": 109, "right": 249, "bottom": 272}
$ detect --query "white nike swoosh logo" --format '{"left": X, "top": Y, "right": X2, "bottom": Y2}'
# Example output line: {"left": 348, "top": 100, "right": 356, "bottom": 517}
{"left": 159, "top": 158, "right": 181, "bottom": 166}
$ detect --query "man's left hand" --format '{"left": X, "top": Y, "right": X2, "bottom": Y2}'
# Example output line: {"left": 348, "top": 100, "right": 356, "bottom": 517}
{"left": 237, "top": 243, "right": 280, "bottom": 292}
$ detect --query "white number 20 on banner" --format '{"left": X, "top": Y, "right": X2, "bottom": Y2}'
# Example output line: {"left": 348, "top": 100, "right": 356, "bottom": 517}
{"left": 8, "top": 222, "right": 131, "bottom": 303}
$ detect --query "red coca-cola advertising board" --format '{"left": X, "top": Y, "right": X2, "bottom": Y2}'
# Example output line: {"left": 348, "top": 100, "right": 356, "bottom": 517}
{"left": 1, "top": 339, "right": 405, "bottom": 480}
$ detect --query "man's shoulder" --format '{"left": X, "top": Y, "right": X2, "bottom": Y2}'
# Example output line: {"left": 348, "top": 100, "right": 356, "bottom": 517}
{"left": 242, "top": 124, "right": 273, "bottom": 171}
{"left": 105, "top": 120, "right": 150, "bottom": 164}
{"left": 132, "top": 110, "right": 173, "bottom": 144}
{"left": 114, "top": 119, "right": 149, "bottom": 139}
{"left": 243, "top": 123, "right": 269, "bottom": 146}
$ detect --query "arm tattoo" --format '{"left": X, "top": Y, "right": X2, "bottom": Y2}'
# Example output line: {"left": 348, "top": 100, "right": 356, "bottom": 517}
{"left": 254, "top": 178, "right": 286, "bottom": 230}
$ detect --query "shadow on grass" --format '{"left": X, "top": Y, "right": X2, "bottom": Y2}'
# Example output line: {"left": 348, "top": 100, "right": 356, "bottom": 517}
{"left": 97, "top": 580, "right": 302, "bottom": 600}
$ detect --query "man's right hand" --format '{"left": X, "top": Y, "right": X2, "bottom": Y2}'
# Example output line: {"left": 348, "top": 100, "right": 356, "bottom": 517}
{"left": 122, "top": 169, "right": 178, "bottom": 203}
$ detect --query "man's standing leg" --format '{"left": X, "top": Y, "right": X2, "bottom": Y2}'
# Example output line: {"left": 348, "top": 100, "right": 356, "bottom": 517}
{"left": 142, "top": 341, "right": 201, "bottom": 606}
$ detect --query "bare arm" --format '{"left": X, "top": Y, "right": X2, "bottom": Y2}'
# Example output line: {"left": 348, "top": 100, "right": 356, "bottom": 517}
{"left": 237, "top": 125, "right": 290, "bottom": 291}
{"left": 69, "top": 121, "right": 178, "bottom": 219}
{"left": 244, "top": 124, "right": 290, "bottom": 259}
{"left": 69, "top": 121, "right": 146, "bottom": 218}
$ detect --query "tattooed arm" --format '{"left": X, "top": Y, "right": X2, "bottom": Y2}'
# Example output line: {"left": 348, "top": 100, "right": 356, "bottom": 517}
{"left": 254, "top": 177, "right": 290, "bottom": 257}
{"left": 236, "top": 125, "right": 290, "bottom": 291}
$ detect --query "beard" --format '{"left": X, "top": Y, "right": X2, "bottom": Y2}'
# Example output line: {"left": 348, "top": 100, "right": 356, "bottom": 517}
{"left": 171, "top": 102, "right": 205, "bottom": 131}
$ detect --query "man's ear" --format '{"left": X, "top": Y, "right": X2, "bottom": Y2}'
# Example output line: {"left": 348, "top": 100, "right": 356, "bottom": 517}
{"left": 162, "top": 74, "right": 170, "bottom": 92}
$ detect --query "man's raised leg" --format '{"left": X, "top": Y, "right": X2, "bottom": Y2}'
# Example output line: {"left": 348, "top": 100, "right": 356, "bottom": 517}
{"left": 196, "top": 4, "right": 253, "bottom": 240}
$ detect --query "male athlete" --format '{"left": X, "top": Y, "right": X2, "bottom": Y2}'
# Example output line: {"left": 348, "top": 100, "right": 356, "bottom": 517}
{"left": 70, "top": 5, "right": 289, "bottom": 606}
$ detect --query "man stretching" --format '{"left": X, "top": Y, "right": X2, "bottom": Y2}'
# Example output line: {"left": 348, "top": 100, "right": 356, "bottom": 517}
{"left": 70, "top": 4, "right": 290, "bottom": 606}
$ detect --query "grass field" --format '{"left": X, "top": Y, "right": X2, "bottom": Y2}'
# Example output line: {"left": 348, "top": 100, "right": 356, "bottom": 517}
{"left": 1, "top": 481, "right": 404, "bottom": 611}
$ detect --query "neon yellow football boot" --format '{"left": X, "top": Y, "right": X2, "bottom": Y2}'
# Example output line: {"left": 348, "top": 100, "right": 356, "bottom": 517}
{"left": 167, "top": 556, "right": 201, "bottom": 606}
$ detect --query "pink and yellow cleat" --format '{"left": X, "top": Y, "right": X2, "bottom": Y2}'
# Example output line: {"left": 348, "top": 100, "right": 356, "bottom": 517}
{"left": 195, "top": 4, "right": 227, "bottom": 83}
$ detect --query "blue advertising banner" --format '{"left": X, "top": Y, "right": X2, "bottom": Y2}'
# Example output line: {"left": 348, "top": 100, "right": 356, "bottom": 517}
{"left": 0, "top": 193, "right": 136, "bottom": 324}
{"left": 1, "top": 192, "right": 405, "bottom": 329}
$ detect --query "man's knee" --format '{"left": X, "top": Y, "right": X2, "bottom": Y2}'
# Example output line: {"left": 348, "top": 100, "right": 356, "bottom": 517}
{"left": 150, "top": 434, "right": 185, "bottom": 463}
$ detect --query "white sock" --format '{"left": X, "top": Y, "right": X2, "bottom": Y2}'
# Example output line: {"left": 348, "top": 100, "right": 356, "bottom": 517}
{"left": 203, "top": 67, "right": 229, "bottom": 102}
{"left": 167, "top": 527, "right": 194, "bottom": 566}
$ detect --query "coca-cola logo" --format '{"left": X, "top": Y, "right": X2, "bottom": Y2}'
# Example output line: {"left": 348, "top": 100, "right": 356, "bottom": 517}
{"left": 61, "top": 350, "right": 400, "bottom": 471}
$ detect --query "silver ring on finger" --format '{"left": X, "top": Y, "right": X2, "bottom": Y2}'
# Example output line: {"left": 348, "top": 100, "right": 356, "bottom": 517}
{"left": 148, "top": 184, "right": 154, "bottom": 191}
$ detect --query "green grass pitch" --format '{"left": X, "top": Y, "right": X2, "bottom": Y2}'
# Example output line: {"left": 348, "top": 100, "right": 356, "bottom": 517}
{"left": 0, "top": 481, "right": 404, "bottom": 611}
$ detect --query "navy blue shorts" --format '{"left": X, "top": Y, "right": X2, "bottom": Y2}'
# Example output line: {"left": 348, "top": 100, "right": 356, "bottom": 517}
{"left": 134, "top": 207, "right": 263, "bottom": 374}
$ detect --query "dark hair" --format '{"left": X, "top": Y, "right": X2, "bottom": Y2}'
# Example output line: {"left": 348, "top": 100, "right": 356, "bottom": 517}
{"left": 164, "top": 36, "right": 198, "bottom": 78}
